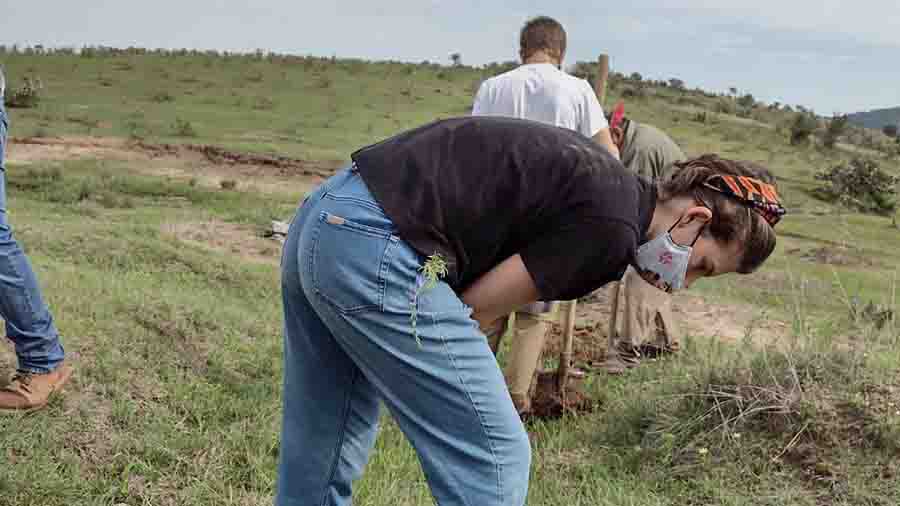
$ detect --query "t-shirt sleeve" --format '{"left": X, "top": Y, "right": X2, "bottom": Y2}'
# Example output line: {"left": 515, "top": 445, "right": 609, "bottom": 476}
{"left": 471, "top": 80, "right": 491, "bottom": 116}
{"left": 579, "top": 80, "right": 609, "bottom": 138}
{"left": 519, "top": 218, "right": 636, "bottom": 301}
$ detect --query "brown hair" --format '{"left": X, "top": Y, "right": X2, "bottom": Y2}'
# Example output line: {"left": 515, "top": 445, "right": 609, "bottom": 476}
{"left": 520, "top": 17, "right": 567, "bottom": 61}
{"left": 658, "top": 154, "right": 778, "bottom": 274}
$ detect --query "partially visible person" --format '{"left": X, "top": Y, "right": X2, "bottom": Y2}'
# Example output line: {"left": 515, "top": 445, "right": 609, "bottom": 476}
{"left": 274, "top": 115, "right": 785, "bottom": 505}
{"left": 0, "top": 65, "right": 73, "bottom": 413}
{"left": 473, "top": 17, "right": 619, "bottom": 159}
{"left": 603, "top": 104, "right": 688, "bottom": 374}
{"left": 472, "top": 16, "right": 617, "bottom": 414}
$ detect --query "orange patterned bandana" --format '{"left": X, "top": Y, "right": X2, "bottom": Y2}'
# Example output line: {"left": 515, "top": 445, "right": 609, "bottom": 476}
{"left": 702, "top": 174, "right": 786, "bottom": 227}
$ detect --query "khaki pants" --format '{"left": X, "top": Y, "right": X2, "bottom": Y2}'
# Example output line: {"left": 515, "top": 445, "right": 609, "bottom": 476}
{"left": 484, "top": 301, "right": 569, "bottom": 413}
{"left": 610, "top": 266, "right": 679, "bottom": 352}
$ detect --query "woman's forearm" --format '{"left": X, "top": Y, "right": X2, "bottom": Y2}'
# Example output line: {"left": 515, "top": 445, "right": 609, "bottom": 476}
{"left": 461, "top": 254, "right": 540, "bottom": 328}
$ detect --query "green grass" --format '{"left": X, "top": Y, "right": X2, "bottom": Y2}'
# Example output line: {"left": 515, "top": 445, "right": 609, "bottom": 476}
{"left": 1, "top": 49, "right": 899, "bottom": 505}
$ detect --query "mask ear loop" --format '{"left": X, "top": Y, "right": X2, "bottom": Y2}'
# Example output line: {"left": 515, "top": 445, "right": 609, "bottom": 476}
{"left": 690, "top": 223, "right": 707, "bottom": 246}
{"left": 666, "top": 214, "right": 684, "bottom": 234}
{"left": 667, "top": 210, "right": 708, "bottom": 246}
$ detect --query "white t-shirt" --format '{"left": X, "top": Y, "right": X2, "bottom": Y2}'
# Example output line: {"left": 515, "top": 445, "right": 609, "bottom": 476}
{"left": 471, "top": 63, "right": 608, "bottom": 138}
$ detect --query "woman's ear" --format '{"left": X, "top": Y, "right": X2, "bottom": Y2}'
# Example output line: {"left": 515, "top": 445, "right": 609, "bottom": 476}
{"left": 680, "top": 206, "right": 713, "bottom": 227}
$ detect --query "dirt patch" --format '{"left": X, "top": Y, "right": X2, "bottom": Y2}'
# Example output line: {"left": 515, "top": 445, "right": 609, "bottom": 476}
{"left": 162, "top": 220, "right": 282, "bottom": 266}
{"left": 526, "top": 371, "right": 597, "bottom": 421}
{"left": 540, "top": 287, "right": 790, "bottom": 371}
{"left": 6, "top": 136, "right": 147, "bottom": 164}
{"left": 787, "top": 246, "right": 876, "bottom": 267}
{"left": 136, "top": 141, "right": 339, "bottom": 178}
{"left": 7, "top": 136, "right": 338, "bottom": 196}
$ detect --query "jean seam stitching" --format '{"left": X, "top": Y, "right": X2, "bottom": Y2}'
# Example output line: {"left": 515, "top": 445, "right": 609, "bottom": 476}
{"left": 319, "top": 368, "right": 360, "bottom": 506}
{"left": 0, "top": 241, "right": 40, "bottom": 337}
{"left": 437, "top": 315, "right": 504, "bottom": 505}
{"left": 322, "top": 193, "right": 389, "bottom": 217}
{"left": 322, "top": 212, "right": 392, "bottom": 239}
{"left": 378, "top": 239, "right": 398, "bottom": 311}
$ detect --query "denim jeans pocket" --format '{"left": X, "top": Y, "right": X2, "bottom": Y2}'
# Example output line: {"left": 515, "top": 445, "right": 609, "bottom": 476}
{"left": 310, "top": 211, "right": 399, "bottom": 314}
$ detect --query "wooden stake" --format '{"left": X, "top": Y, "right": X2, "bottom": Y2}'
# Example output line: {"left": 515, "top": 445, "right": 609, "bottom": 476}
{"left": 607, "top": 281, "right": 621, "bottom": 355}
{"left": 556, "top": 300, "right": 579, "bottom": 395}
{"left": 595, "top": 54, "right": 610, "bottom": 105}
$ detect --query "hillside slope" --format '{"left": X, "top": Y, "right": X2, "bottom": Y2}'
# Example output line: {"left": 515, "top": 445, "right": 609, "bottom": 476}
{"left": 0, "top": 48, "right": 898, "bottom": 506}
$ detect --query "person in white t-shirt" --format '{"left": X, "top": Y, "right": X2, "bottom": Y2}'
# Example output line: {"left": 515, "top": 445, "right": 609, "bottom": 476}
{"left": 472, "top": 17, "right": 620, "bottom": 158}
{"left": 472, "top": 16, "right": 618, "bottom": 416}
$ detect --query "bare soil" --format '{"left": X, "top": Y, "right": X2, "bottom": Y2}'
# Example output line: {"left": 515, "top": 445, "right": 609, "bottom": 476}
{"left": 527, "top": 371, "right": 596, "bottom": 420}
{"left": 161, "top": 220, "right": 283, "bottom": 266}
{"left": 7, "top": 136, "right": 338, "bottom": 196}
{"left": 541, "top": 286, "right": 790, "bottom": 370}
{"left": 787, "top": 245, "right": 877, "bottom": 267}
{"left": 523, "top": 285, "right": 790, "bottom": 420}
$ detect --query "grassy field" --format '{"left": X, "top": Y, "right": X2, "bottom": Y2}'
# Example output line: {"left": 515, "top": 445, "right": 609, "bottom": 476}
{"left": 1, "top": 49, "right": 899, "bottom": 505}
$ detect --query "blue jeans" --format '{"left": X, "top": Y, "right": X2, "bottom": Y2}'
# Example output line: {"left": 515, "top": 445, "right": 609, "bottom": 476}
{"left": 0, "top": 102, "right": 65, "bottom": 374}
{"left": 277, "top": 167, "right": 530, "bottom": 506}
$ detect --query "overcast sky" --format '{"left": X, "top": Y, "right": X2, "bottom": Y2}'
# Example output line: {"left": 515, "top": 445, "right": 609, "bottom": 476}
{"left": 4, "top": 1, "right": 898, "bottom": 114}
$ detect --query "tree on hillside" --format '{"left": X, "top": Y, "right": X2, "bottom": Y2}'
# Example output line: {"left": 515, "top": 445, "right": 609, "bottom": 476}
{"left": 668, "top": 78, "right": 685, "bottom": 90}
{"left": 813, "top": 157, "right": 899, "bottom": 215}
{"left": 449, "top": 53, "right": 462, "bottom": 67}
{"left": 883, "top": 124, "right": 898, "bottom": 138}
{"left": 571, "top": 61, "right": 594, "bottom": 81}
{"left": 823, "top": 114, "right": 849, "bottom": 149}
{"left": 737, "top": 93, "right": 756, "bottom": 109}
{"left": 630, "top": 72, "right": 642, "bottom": 82}
{"left": 790, "top": 113, "right": 818, "bottom": 145}
{"left": 728, "top": 87, "right": 738, "bottom": 97}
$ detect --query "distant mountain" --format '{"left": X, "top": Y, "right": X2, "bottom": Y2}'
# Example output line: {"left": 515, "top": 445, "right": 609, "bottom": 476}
{"left": 847, "top": 107, "right": 900, "bottom": 130}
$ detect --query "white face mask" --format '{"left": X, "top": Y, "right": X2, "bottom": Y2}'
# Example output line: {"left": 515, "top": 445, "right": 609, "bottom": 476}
{"left": 633, "top": 219, "right": 704, "bottom": 293}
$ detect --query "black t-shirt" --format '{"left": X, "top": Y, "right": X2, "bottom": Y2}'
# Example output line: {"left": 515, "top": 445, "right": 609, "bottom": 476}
{"left": 351, "top": 116, "right": 656, "bottom": 301}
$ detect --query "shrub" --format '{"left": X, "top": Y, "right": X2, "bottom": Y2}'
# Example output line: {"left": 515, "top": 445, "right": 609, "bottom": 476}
{"left": 151, "top": 91, "right": 175, "bottom": 103}
{"left": 737, "top": 93, "right": 755, "bottom": 109}
{"left": 172, "top": 118, "right": 197, "bottom": 137}
{"left": 252, "top": 97, "right": 275, "bottom": 110}
{"left": 883, "top": 124, "right": 898, "bottom": 138}
{"left": 790, "top": 113, "right": 817, "bottom": 145}
{"left": 621, "top": 85, "right": 647, "bottom": 100}
{"left": 125, "top": 118, "right": 149, "bottom": 140}
{"left": 315, "top": 75, "right": 332, "bottom": 89}
{"left": 813, "top": 157, "right": 899, "bottom": 215}
{"left": 714, "top": 99, "right": 735, "bottom": 115}
{"left": 5, "top": 76, "right": 43, "bottom": 108}
{"left": 220, "top": 179, "right": 238, "bottom": 190}
{"left": 823, "top": 114, "right": 849, "bottom": 149}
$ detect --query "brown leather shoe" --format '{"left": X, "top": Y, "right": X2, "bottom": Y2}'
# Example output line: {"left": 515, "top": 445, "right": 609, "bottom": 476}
{"left": 0, "top": 362, "right": 73, "bottom": 413}
{"left": 605, "top": 342, "right": 641, "bottom": 375}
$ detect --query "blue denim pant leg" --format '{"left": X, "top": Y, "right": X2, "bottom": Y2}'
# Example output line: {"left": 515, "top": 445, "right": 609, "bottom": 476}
{"left": 277, "top": 168, "right": 531, "bottom": 506}
{"left": 0, "top": 102, "right": 65, "bottom": 374}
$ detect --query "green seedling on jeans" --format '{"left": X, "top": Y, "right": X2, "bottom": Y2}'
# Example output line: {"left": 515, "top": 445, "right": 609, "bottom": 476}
{"left": 410, "top": 253, "right": 449, "bottom": 347}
